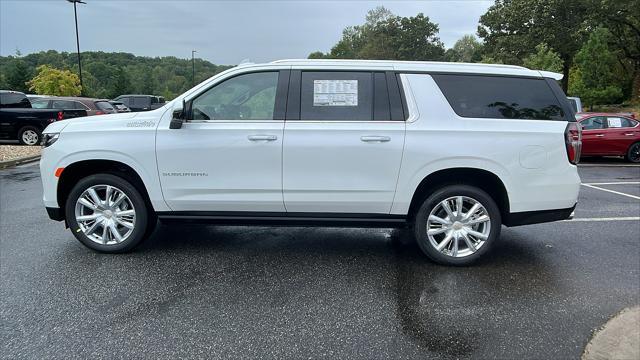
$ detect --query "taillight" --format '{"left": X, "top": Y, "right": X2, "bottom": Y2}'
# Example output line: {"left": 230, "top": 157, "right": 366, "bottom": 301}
{"left": 95, "top": 111, "right": 104, "bottom": 115}
{"left": 57, "top": 111, "right": 63, "bottom": 121}
{"left": 565, "top": 122, "right": 582, "bottom": 165}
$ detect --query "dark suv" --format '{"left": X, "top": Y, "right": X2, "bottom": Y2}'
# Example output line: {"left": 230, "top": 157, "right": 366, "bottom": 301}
{"left": 113, "top": 95, "right": 165, "bottom": 112}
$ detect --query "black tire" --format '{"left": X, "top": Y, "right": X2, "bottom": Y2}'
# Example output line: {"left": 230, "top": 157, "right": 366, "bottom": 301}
{"left": 413, "top": 185, "right": 502, "bottom": 266}
{"left": 17, "top": 126, "right": 41, "bottom": 146}
{"left": 65, "top": 173, "right": 149, "bottom": 253}
{"left": 626, "top": 142, "right": 640, "bottom": 163}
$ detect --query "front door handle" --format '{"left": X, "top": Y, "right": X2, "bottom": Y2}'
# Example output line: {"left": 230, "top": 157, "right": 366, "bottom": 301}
{"left": 361, "top": 136, "right": 391, "bottom": 143}
{"left": 595, "top": 134, "right": 605, "bottom": 137}
{"left": 248, "top": 134, "right": 277, "bottom": 141}
{"left": 625, "top": 133, "right": 635, "bottom": 136}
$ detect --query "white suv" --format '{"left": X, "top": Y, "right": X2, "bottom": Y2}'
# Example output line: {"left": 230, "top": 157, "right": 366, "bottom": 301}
{"left": 40, "top": 60, "right": 581, "bottom": 265}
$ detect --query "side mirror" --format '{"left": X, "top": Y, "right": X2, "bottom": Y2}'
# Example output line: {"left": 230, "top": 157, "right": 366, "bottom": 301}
{"left": 169, "top": 100, "right": 186, "bottom": 129}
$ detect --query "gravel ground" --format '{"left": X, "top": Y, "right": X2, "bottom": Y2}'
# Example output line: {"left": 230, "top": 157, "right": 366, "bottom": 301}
{"left": 0, "top": 145, "right": 42, "bottom": 162}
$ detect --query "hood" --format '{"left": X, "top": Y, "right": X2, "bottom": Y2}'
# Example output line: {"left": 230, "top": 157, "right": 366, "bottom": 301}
{"left": 43, "top": 111, "right": 140, "bottom": 134}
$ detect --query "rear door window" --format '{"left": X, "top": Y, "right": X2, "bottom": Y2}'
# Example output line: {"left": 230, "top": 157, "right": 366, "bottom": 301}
{"left": 607, "top": 117, "right": 637, "bottom": 128}
{"left": 300, "top": 72, "right": 373, "bottom": 121}
{"left": 51, "top": 100, "right": 77, "bottom": 109}
{"left": 432, "top": 74, "right": 565, "bottom": 120}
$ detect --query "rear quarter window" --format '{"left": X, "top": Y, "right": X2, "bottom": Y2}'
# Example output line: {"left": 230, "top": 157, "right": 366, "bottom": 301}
{"left": 432, "top": 74, "right": 566, "bottom": 121}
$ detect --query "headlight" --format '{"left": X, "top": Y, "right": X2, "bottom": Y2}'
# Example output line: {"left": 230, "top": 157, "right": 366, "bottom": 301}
{"left": 42, "top": 133, "right": 59, "bottom": 147}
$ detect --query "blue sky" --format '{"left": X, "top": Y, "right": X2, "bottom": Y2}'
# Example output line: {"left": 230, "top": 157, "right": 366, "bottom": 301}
{"left": 0, "top": 0, "right": 493, "bottom": 64}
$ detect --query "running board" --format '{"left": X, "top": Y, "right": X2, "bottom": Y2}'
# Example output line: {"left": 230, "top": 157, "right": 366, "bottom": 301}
{"left": 156, "top": 211, "right": 407, "bottom": 228}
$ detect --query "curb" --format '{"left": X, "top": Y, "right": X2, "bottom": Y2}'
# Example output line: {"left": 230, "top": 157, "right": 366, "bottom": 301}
{"left": 583, "top": 306, "right": 640, "bottom": 360}
{"left": 0, "top": 155, "right": 41, "bottom": 170}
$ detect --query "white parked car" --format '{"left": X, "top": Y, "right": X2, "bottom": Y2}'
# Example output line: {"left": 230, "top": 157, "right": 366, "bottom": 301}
{"left": 40, "top": 60, "right": 581, "bottom": 265}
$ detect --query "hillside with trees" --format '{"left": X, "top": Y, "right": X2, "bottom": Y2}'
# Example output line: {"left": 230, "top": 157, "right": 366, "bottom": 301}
{"left": 0, "top": 51, "right": 233, "bottom": 100}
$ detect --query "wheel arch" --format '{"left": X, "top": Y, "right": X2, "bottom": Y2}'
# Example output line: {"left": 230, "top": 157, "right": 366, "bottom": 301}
{"left": 407, "top": 167, "right": 510, "bottom": 221}
{"left": 57, "top": 159, "right": 154, "bottom": 217}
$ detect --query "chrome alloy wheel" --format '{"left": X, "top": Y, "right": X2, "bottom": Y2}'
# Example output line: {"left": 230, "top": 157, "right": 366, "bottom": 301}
{"left": 74, "top": 185, "right": 136, "bottom": 245}
{"left": 21, "top": 130, "right": 39, "bottom": 145}
{"left": 426, "top": 196, "right": 491, "bottom": 258}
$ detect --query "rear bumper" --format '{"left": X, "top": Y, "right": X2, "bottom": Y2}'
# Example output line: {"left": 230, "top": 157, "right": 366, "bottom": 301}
{"left": 504, "top": 204, "right": 576, "bottom": 227}
{"left": 46, "top": 207, "right": 65, "bottom": 221}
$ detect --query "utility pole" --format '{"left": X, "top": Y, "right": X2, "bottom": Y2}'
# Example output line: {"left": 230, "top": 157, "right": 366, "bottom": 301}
{"left": 192, "top": 50, "right": 197, "bottom": 86}
{"left": 67, "top": 0, "right": 86, "bottom": 95}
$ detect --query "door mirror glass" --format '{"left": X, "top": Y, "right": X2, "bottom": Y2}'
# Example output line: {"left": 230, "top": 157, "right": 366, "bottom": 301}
{"left": 169, "top": 101, "right": 185, "bottom": 129}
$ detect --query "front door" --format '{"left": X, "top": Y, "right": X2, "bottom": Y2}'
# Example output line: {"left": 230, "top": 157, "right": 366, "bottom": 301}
{"left": 156, "top": 71, "right": 286, "bottom": 212}
{"left": 580, "top": 116, "right": 608, "bottom": 155}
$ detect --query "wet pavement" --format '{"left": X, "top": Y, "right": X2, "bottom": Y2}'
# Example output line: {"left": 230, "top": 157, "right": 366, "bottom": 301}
{"left": 1, "top": 163, "right": 639, "bottom": 359}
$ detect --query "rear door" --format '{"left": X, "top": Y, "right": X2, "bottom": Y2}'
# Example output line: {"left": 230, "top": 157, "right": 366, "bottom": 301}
{"left": 282, "top": 70, "right": 405, "bottom": 214}
{"left": 580, "top": 116, "right": 608, "bottom": 155}
{"left": 604, "top": 117, "right": 640, "bottom": 155}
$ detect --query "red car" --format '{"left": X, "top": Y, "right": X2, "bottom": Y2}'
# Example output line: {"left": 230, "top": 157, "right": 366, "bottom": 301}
{"left": 576, "top": 112, "right": 640, "bottom": 163}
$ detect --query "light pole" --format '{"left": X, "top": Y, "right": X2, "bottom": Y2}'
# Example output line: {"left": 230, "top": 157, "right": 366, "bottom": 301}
{"left": 192, "top": 50, "right": 197, "bottom": 86}
{"left": 67, "top": 0, "right": 86, "bottom": 95}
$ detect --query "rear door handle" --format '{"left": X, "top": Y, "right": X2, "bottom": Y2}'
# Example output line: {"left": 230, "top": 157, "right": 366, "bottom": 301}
{"left": 595, "top": 134, "right": 605, "bottom": 137}
{"left": 625, "top": 133, "right": 634, "bottom": 136}
{"left": 361, "top": 136, "right": 390, "bottom": 142}
{"left": 248, "top": 134, "right": 277, "bottom": 141}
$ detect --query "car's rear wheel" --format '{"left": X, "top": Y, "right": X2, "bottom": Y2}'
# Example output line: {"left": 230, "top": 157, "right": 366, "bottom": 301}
{"left": 18, "top": 126, "right": 41, "bottom": 146}
{"left": 414, "top": 185, "right": 501, "bottom": 266}
{"left": 65, "top": 174, "right": 149, "bottom": 253}
{"left": 626, "top": 142, "right": 640, "bottom": 163}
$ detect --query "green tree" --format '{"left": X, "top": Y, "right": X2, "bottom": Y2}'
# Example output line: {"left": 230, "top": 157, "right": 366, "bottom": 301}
{"left": 6, "top": 60, "right": 31, "bottom": 93}
{"left": 591, "top": 0, "right": 639, "bottom": 103}
{"left": 141, "top": 67, "right": 154, "bottom": 94}
{"left": 523, "top": 43, "right": 563, "bottom": 72}
{"left": 478, "top": 0, "right": 591, "bottom": 91}
{"left": 316, "top": 7, "right": 445, "bottom": 61}
{"left": 111, "top": 67, "right": 132, "bottom": 98}
{"left": 27, "top": 65, "right": 81, "bottom": 96}
{"left": 445, "top": 35, "right": 484, "bottom": 63}
{"left": 307, "top": 51, "right": 327, "bottom": 59}
{"left": 570, "top": 28, "right": 623, "bottom": 107}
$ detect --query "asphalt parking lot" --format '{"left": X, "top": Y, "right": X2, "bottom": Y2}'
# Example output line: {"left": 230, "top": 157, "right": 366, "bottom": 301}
{"left": 1, "top": 162, "right": 639, "bottom": 359}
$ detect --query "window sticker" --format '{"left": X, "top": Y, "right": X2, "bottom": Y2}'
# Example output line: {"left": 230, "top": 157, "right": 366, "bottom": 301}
{"left": 608, "top": 117, "right": 622, "bottom": 128}
{"left": 313, "top": 80, "right": 358, "bottom": 106}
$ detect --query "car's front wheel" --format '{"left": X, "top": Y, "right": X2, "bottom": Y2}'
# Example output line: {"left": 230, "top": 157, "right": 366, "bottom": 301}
{"left": 414, "top": 185, "right": 501, "bottom": 266}
{"left": 65, "top": 174, "right": 149, "bottom": 253}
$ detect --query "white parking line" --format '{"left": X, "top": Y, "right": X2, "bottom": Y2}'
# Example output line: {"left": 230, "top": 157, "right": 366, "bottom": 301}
{"left": 564, "top": 217, "right": 640, "bottom": 222}
{"left": 579, "top": 164, "right": 640, "bottom": 167}
{"left": 581, "top": 184, "right": 640, "bottom": 200}
{"left": 584, "top": 182, "right": 640, "bottom": 186}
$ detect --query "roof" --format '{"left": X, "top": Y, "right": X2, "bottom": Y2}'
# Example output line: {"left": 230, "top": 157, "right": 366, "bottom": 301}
{"left": 115, "top": 94, "right": 161, "bottom": 97}
{"left": 267, "top": 59, "right": 560, "bottom": 79}
{"left": 34, "top": 96, "right": 109, "bottom": 102}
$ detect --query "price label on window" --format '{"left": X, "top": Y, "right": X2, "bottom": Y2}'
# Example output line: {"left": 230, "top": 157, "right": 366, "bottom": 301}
{"left": 608, "top": 117, "right": 622, "bottom": 128}
{"left": 313, "top": 80, "right": 358, "bottom": 106}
